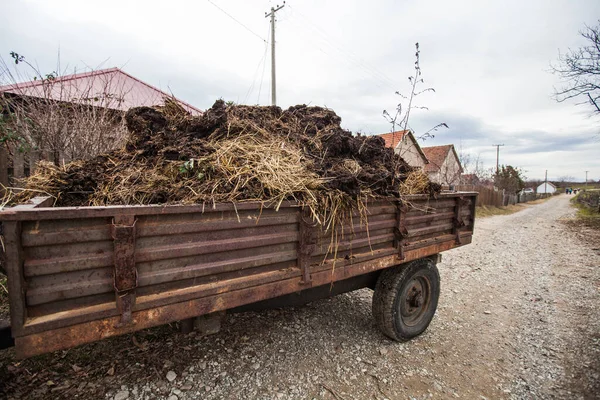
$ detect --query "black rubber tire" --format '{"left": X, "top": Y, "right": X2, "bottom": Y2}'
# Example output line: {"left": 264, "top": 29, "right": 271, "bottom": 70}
{"left": 372, "top": 258, "right": 440, "bottom": 341}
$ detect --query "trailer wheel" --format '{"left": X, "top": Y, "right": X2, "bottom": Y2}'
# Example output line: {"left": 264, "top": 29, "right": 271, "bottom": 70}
{"left": 372, "top": 258, "right": 440, "bottom": 341}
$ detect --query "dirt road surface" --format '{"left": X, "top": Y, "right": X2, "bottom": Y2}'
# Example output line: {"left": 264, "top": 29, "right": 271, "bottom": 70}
{"left": 1, "top": 194, "right": 599, "bottom": 399}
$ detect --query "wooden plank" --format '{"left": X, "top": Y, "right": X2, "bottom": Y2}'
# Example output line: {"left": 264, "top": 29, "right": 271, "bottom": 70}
{"left": 404, "top": 211, "right": 455, "bottom": 225}
{"left": 22, "top": 226, "right": 111, "bottom": 247}
{"left": 25, "top": 240, "right": 113, "bottom": 260}
{"left": 137, "top": 242, "right": 296, "bottom": 275}
{"left": 3, "top": 221, "right": 27, "bottom": 336}
{"left": 138, "top": 250, "right": 298, "bottom": 287}
{"left": 136, "top": 232, "right": 298, "bottom": 263}
{"left": 313, "top": 232, "right": 394, "bottom": 257}
{"left": 137, "top": 214, "right": 297, "bottom": 238}
{"left": 0, "top": 193, "right": 478, "bottom": 221}
{"left": 137, "top": 222, "right": 296, "bottom": 249}
{"left": 24, "top": 253, "right": 113, "bottom": 277}
{"left": 311, "top": 242, "right": 393, "bottom": 266}
{"left": 26, "top": 268, "right": 113, "bottom": 306}
{"left": 22, "top": 216, "right": 110, "bottom": 233}
{"left": 407, "top": 223, "right": 454, "bottom": 238}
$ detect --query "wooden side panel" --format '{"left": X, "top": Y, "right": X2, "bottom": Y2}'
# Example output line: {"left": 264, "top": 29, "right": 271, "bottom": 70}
{"left": 0, "top": 192, "right": 478, "bottom": 358}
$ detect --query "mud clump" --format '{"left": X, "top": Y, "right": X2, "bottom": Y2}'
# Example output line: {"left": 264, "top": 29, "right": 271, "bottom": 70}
{"left": 17, "top": 100, "right": 440, "bottom": 210}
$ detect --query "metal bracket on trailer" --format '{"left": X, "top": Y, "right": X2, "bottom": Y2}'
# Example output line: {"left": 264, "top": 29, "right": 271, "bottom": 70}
{"left": 394, "top": 201, "right": 409, "bottom": 261}
{"left": 298, "top": 209, "right": 317, "bottom": 285}
{"left": 111, "top": 216, "right": 137, "bottom": 326}
{"left": 453, "top": 197, "right": 468, "bottom": 244}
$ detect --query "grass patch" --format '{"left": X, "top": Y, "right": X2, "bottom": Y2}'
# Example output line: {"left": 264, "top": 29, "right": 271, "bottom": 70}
{"left": 568, "top": 191, "right": 600, "bottom": 235}
{"left": 571, "top": 199, "right": 600, "bottom": 224}
{"left": 476, "top": 204, "right": 527, "bottom": 217}
{"left": 527, "top": 195, "right": 555, "bottom": 205}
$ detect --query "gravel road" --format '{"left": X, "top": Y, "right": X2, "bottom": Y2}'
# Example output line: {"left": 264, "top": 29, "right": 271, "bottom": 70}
{"left": 1, "top": 194, "right": 599, "bottom": 400}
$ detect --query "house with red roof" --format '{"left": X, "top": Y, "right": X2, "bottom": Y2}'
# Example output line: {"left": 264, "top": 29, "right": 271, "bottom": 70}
{"left": 0, "top": 67, "right": 202, "bottom": 115}
{"left": 375, "top": 130, "right": 429, "bottom": 169}
{"left": 422, "top": 144, "right": 463, "bottom": 186}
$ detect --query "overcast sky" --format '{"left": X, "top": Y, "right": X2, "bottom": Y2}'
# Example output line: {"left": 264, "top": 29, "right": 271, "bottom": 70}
{"left": 1, "top": 0, "right": 599, "bottom": 181}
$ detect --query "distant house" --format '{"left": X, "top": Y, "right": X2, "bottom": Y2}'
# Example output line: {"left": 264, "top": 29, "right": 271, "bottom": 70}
{"left": 376, "top": 130, "right": 429, "bottom": 169}
{"left": 460, "top": 173, "right": 480, "bottom": 185}
{"left": 422, "top": 144, "right": 463, "bottom": 186}
{"left": 536, "top": 182, "right": 557, "bottom": 194}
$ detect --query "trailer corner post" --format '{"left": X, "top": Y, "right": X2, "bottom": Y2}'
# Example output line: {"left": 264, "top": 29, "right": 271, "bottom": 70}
{"left": 111, "top": 215, "right": 138, "bottom": 326}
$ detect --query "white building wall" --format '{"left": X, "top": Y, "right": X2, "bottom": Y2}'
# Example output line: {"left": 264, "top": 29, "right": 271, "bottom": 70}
{"left": 537, "top": 182, "right": 556, "bottom": 194}
{"left": 396, "top": 138, "right": 426, "bottom": 169}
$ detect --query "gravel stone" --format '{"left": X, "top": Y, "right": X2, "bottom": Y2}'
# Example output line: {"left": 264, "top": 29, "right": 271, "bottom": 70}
{"left": 166, "top": 371, "right": 177, "bottom": 382}
{"left": 113, "top": 390, "right": 129, "bottom": 400}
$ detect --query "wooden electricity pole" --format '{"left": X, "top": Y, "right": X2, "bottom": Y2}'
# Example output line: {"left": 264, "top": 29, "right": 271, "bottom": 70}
{"left": 265, "top": 2, "right": 285, "bottom": 106}
{"left": 492, "top": 144, "right": 504, "bottom": 175}
{"left": 585, "top": 170, "right": 589, "bottom": 189}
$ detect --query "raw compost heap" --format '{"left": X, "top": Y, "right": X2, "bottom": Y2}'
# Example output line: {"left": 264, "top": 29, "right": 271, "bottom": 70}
{"left": 17, "top": 100, "right": 440, "bottom": 226}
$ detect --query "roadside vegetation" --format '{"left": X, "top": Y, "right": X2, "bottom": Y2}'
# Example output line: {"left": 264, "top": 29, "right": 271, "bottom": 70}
{"left": 475, "top": 195, "right": 555, "bottom": 218}
{"left": 476, "top": 204, "right": 526, "bottom": 217}
{"left": 571, "top": 190, "right": 600, "bottom": 226}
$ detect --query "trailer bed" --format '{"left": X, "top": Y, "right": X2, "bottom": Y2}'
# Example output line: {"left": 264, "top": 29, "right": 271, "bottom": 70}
{"left": 0, "top": 192, "right": 477, "bottom": 358}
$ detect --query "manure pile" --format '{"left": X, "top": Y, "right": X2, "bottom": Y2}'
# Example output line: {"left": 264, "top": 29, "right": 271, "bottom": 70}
{"left": 17, "top": 100, "right": 439, "bottom": 226}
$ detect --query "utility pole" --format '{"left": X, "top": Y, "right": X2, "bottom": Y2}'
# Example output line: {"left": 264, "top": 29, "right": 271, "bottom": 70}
{"left": 545, "top": 169, "right": 548, "bottom": 194}
{"left": 265, "top": 2, "right": 285, "bottom": 106}
{"left": 585, "top": 170, "right": 589, "bottom": 189}
{"left": 492, "top": 144, "right": 504, "bottom": 175}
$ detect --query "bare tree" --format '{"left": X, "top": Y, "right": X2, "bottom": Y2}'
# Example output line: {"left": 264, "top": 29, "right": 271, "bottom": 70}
{"left": 552, "top": 21, "right": 600, "bottom": 116}
{"left": 1, "top": 52, "right": 130, "bottom": 167}
{"left": 458, "top": 146, "right": 488, "bottom": 184}
{"left": 383, "top": 43, "right": 448, "bottom": 153}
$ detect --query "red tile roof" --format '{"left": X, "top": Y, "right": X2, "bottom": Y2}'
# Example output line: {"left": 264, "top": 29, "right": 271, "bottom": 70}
{"left": 0, "top": 67, "right": 203, "bottom": 115}
{"left": 461, "top": 174, "right": 480, "bottom": 184}
{"left": 375, "top": 130, "right": 429, "bottom": 165}
{"left": 376, "top": 130, "right": 410, "bottom": 149}
{"left": 422, "top": 145, "right": 458, "bottom": 173}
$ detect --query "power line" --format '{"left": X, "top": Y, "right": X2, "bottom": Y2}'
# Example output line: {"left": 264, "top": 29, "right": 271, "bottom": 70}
{"left": 288, "top": 5, "right": 399, "bottom": 89}
{"left": 284, "top": 16, "right": 391, "bottom": 91}
{"left": 243, "top": 46, "right": 268, "bottom": 104}
{"left": 206, "top": 0, "right": 267, "bottom": 43}
{"left": 244, "top": 24, "right": 270, "bottom": 104}
{"left": 257, "top": 25, "right": 271, "bottom": 104}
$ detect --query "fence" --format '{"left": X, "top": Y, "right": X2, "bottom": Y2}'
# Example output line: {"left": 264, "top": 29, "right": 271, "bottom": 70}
{"left": 0, "top": 146, "right": 67, "bottom": 192}
{"left": 456, "top": 185, "right": 527, "bottom": 207}
{"left": 456, "top": 185, "right": 503, "bottom": 207}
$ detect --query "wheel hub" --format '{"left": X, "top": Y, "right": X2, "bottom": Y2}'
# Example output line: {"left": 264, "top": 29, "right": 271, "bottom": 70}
{"left": 407, "top": 286, "right": 423, "bottom": 308}
{"left": 400, "top": 276, "right": 431, "bottom": 326}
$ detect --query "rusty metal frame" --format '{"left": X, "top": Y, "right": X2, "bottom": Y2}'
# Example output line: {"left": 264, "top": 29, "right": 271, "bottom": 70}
{"left": 452, "top": 197, "right": 466, "bottom": 244}
{"left": 393, "top": 201, "right": 409, "bottom": 260}
{"left": 297, "top": 208, "right": 317, "bottom": 285}
{"left": 111, "top": 215, "right": 137, "bottom": 325}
